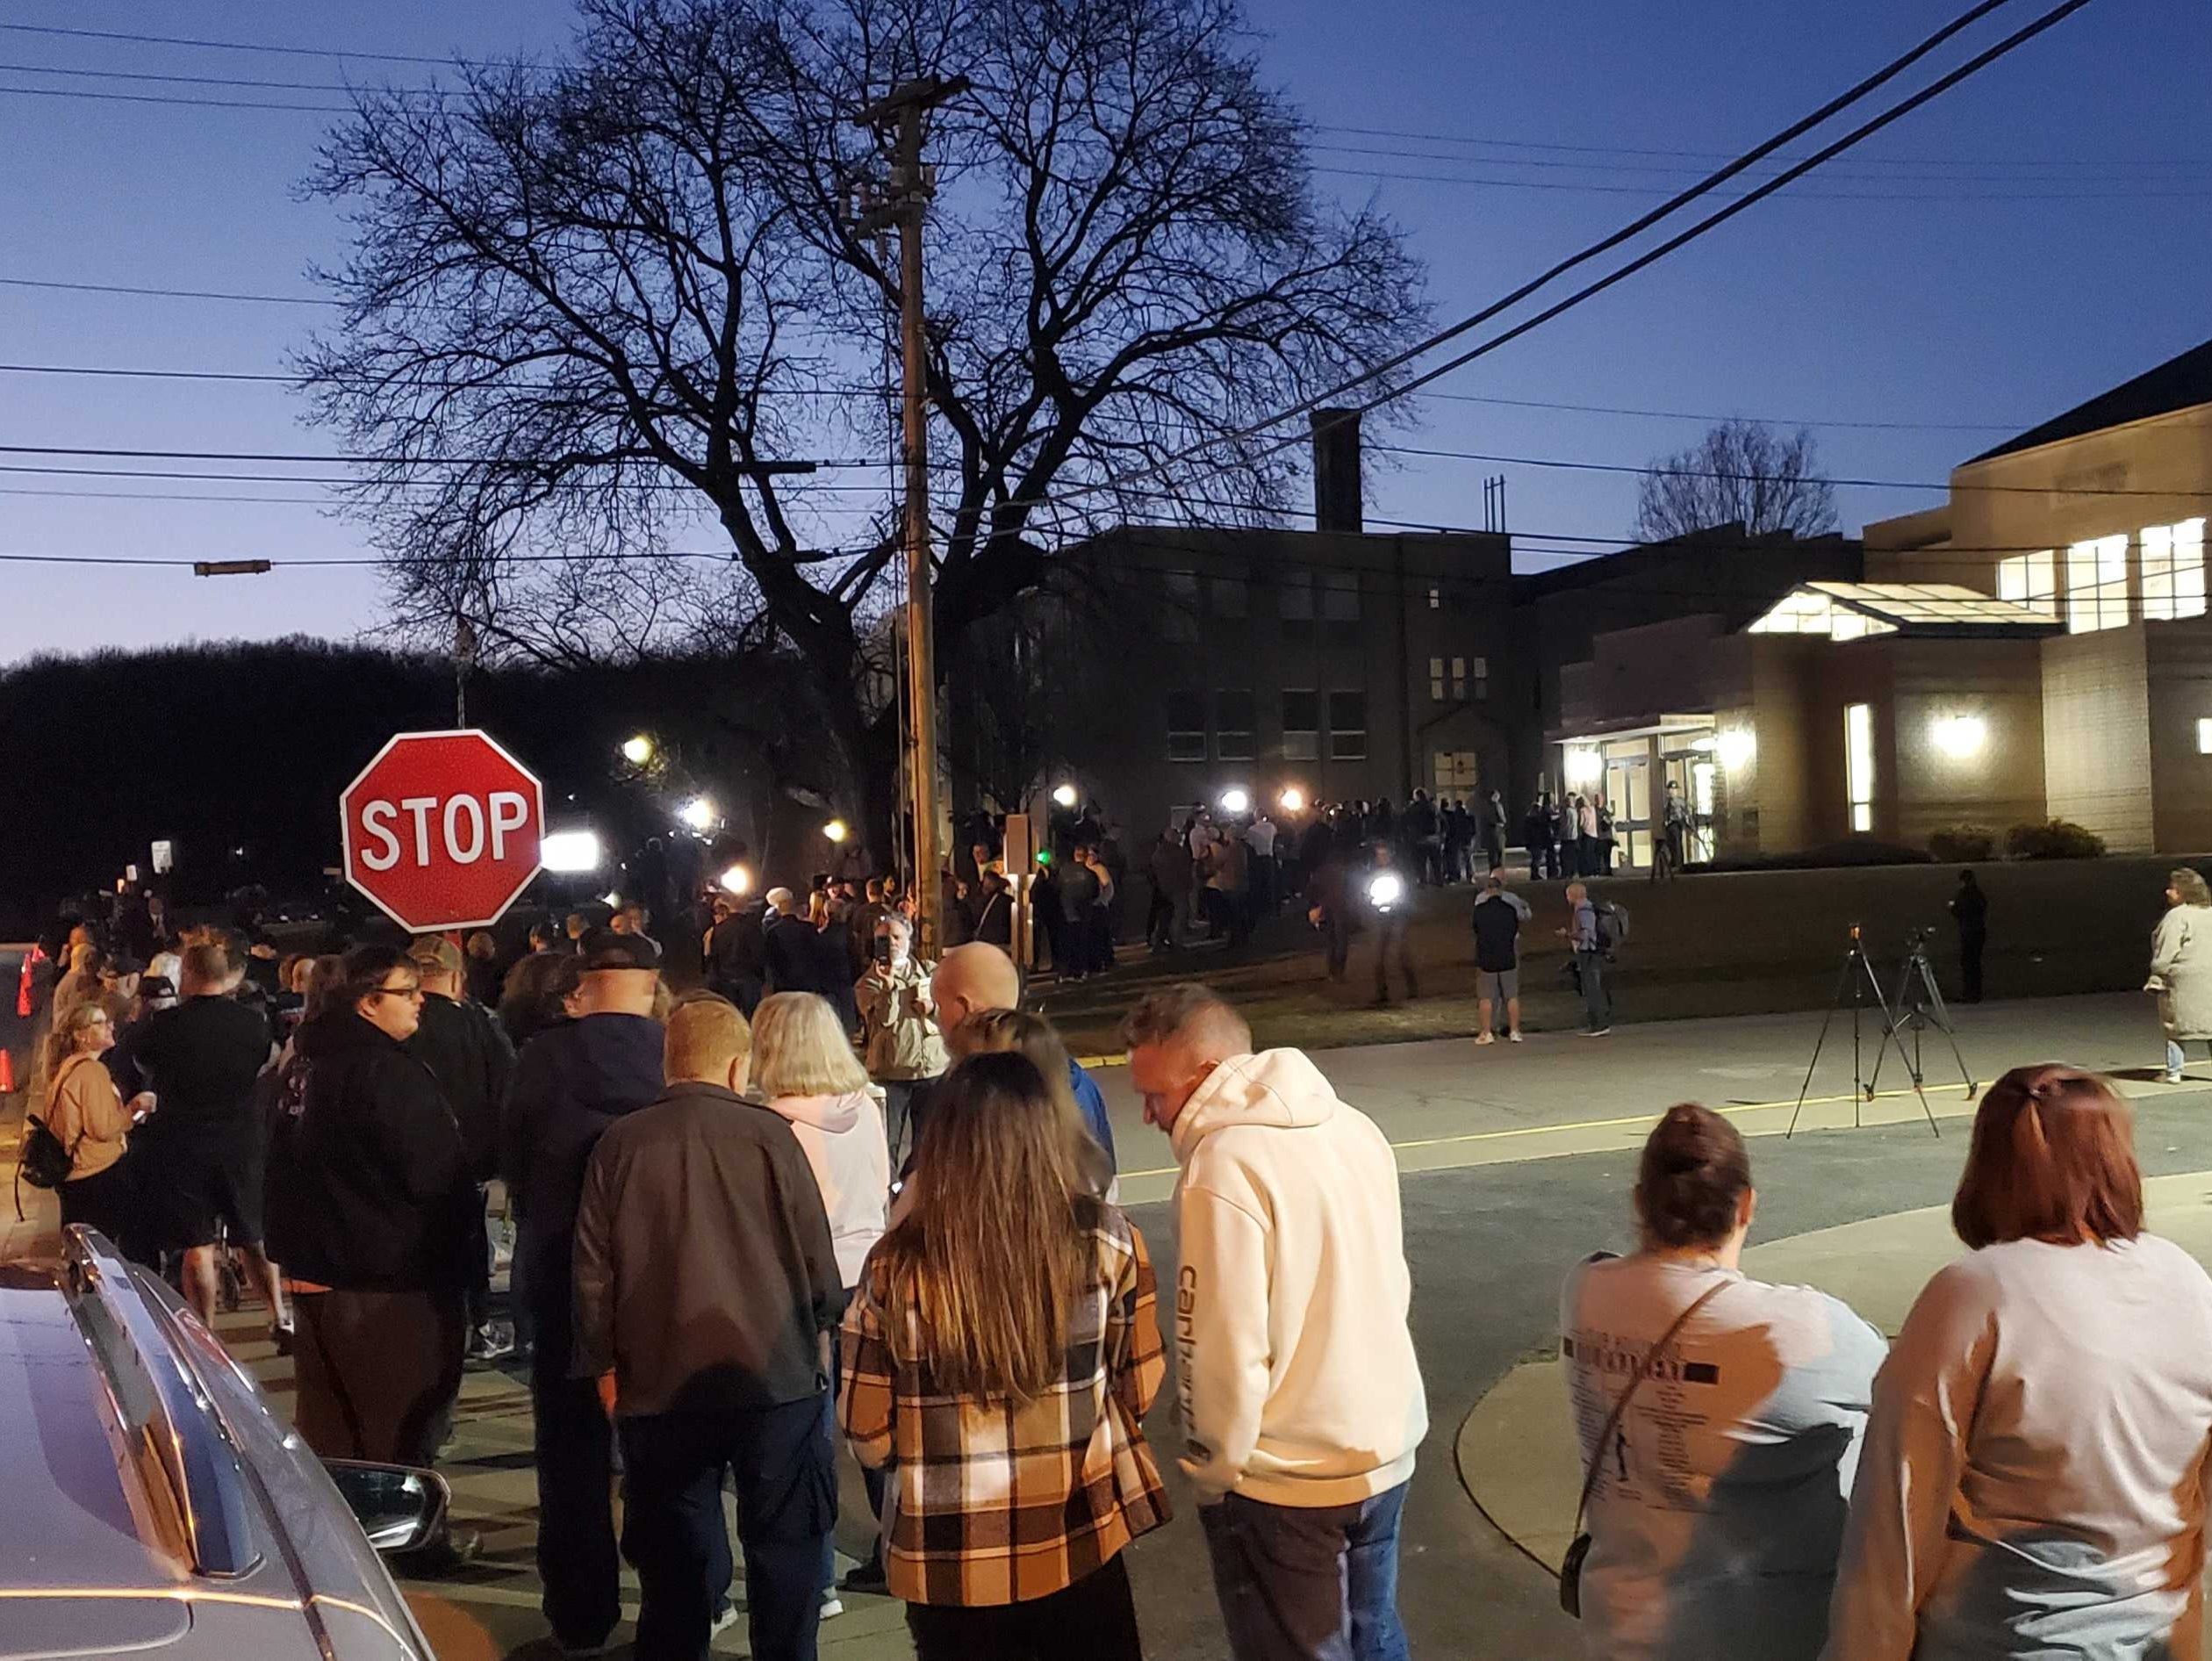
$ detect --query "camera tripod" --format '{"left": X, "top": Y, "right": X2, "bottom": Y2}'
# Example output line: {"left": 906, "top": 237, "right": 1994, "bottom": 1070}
{"left": 1869, "top": 931, "right": 1978, "bottom": 1111}
{"left": 1785, "top": 926, "right": 1943, "bottom": 1140}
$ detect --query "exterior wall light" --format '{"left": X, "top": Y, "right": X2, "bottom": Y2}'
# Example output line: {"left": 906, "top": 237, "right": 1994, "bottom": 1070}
{"left": 1716, "top": 728, "right": 1757, "bottom": 772}
{"left": 1931, "top": 715, "right": 1987, "bottom": 759}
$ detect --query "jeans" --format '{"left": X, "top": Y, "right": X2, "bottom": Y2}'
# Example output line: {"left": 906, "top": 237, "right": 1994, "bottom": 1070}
{"left": 881, "top": 1077, "right": 934, "bottom": 1169}
{"left": 1372, "top": 915, "right": 1416, "bottom": 1002}
{"left": 2166, "top": 1039, "right": 2210, "bottom": 1078}
{"left": 906, "top": 1551, "right": 1143, "bottom": 1660}
{"left": 1199, "top": 1484, "right": 1412, "bottom": 1661}
{"left": 1575, "top": 949, "right": 1612, "bottom": 1030}
{"left": 620, "top": 1395, "right": 833, "bottom": 1661}
{"left": 521, "top": 1232, "right": 622, "bottom": 1649}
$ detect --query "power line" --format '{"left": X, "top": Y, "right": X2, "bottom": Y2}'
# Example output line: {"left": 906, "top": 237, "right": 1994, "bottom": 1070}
{"left": 1311, "top": 162, "right": 2208, "bottom": 204}
{"left": 0, "top": 275, "right": 334, "bottom": 306}
{"left": 1309, "top": 121, "right": 2211, "bottom": 170}
{"left": 1421, "top": 390, "right": 2019, "bottom": 432}
{"left": 0, "top": 82, "right": 349, "bottom": 114}
{"left": 0, "top": 21, "right": 475, "bottom": 68}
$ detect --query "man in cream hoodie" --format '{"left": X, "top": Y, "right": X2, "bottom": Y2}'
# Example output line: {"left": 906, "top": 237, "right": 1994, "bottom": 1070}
{"left": 1123, "top": 983, "right": 1427, "bottom": 1660}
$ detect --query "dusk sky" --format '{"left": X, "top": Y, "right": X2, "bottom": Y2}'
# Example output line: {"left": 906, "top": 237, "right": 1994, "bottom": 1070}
{"left": 2, "top": 0, "right": 2206, "bottom": 665}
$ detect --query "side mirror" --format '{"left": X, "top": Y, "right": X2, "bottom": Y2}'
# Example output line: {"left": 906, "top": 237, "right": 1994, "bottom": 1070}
{"left": 323, "top": 1460, "right": 451, "bottom": 1557}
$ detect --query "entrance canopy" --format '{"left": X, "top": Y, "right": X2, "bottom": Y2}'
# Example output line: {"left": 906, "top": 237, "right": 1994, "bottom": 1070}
{"left": 1745, "top": 581, "right": 2061, "bottom": 641}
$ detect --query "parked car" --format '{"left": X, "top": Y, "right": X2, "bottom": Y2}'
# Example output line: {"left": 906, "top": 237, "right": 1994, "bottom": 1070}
{"left": 2, "top": 1226, "right": 446, "bottom": 1657}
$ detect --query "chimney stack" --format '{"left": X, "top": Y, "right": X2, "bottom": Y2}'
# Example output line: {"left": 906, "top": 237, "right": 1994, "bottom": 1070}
{"left": 1311, "top": 408, "right": 1362, "bottom": 534}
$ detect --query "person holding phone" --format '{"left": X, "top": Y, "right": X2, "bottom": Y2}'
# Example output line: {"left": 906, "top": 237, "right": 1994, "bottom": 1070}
{"left": 855, "top": 913, "right": 948, "bottom": 1168}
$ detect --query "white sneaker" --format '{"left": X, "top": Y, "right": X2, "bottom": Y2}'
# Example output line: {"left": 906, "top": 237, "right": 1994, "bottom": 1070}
{"left": 1475, "top": 1032, "right": 1495, "bottom": 1046}
{"left": 710, "top": 1606, "right": 739, "bottom": 1638}
{"left": 1509, "top": 1032, "right": 1524, "bottom": 1043}
{"left": 819, "top": 1593, "right": 844, "bottom": 1621}
{"left": 2166, "top": 1071, "right": 2186, "bottom": 1086}
{"left": 1584, "top": 1027, "right": 1612, "bottom": 1038}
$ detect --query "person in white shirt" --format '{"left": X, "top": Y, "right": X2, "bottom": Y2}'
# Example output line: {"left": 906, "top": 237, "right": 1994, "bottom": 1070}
{"left": 1562, "top": 1104, "right": 1885, "bottom": 1660}
{"left": 1826, "top": 1064, "right": 2212, "bottom": 1660}
{"left": 1123, "top": 984, "right": 1426, "bottom": 1661}
{"left": 1244, "top": 812, "right": 1280, "bottom": 917}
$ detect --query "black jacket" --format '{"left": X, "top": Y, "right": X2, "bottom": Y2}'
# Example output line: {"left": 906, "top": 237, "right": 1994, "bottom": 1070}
{"left": 571, "top": 1082, "right": 844, "bottom": 1415}
{"left": 501, "top": 1012, "right": 664, "bottom": 1242}
{"left": 764, "top": 912, "right": 821, "bottom": 993}
{"left": 707, "top": 910, "right": 767, "bottom": 992}
{"left": 263, "top": 1012, "right": 469, "bottom": 1292}
{"left": 404, "top": 993, "right": 515, "bottom": 1183}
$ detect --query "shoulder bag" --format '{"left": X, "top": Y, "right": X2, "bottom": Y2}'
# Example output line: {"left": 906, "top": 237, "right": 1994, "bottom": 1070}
{"left": 1559, "top": 1281, "right": 1727, "bottom": 1618}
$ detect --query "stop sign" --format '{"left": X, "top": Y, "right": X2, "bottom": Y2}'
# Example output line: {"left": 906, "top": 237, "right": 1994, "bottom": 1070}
{"left": 340, "top": 730, "right": 546, "bottom": 931}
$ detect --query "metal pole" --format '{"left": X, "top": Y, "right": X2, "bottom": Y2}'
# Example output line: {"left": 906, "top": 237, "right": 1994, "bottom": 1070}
{"left": 895, "top": 99, "right": 943, "bottom": 960}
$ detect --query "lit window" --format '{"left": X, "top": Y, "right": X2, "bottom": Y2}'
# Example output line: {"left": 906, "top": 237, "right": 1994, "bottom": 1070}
{"left": 2143, "top": 520, "right": 2207, "bottom": 622}
{"left": 1328, "top": 690, "right": 1367, "bottom": 760}
{"left": 1282, "top": 690, "right": 1318, "bottom": 761}
{"left": 2198, "top": 718, "right": 2212, "bottom": 757}
{"left": 1426, "top": 585, "right": 1440, "bottom": 611}
{"left": 1997, "top": 550, "right": 2058, "bottom": 619}
{"left": 1844, "top": 702, "right": 1874, "bottom": 833}
{"left": 1321, "top": 572, "right": 1361, "bottom": 622}
{"left": 1429, "top": 657, "right": 1446, "bottom": 701}
{"left": 1166, "top": 689, "right": 1206, "bottom": 762}
{"left": 1450, "top": 656, "right": 1468, "bottom": 700}
{"left": 1472, "top": 657, "right": 1489, "bottom": 700}
{"left": 1216, "top": 689, "right": 1255, "bottom": 761}
{"left": 2065, "top": 536, "right": 2129, "bottom": 634}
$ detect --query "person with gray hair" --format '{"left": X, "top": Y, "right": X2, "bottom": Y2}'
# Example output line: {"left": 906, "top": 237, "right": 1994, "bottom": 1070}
{"left": 2150, "top": 866, "right": 2212, "bottom": 1082}
{"left": 855, "top": 912, "right": 946, "bottom": 1167}
{"left": 1122, "top": 983, "right": 1425, "bottom": 1660}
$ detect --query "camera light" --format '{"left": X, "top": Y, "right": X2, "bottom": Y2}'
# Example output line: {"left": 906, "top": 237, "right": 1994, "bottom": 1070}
{"left": 677, "top": 797, "right": 715, "bottom": 832}
{"left": 1368, "top": 872, "right": 1404, "bottom": 910}
{"left": 621, "top": 734, "right": 656, "bottom": 766}
{"left": 1279, "top": 787, "right": 1306, "bottom": 814}
{"left": 823, "top": 818, "right": 850, "bottom": 845}
{"left": 720, "top": 864, "right": 754, "bottom": 895}
{"left": 1052, "top": 783, "right": 1080, "bottom": 809}
{"left": 1219, "top": 787, "right": 1251, "bottom": 815}
{"left": 541, "top": 830, "right": 604, "bottom": 874}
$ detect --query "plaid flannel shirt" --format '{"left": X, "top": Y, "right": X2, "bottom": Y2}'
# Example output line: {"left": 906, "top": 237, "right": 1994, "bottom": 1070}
{"left": 837, "top": 1204, "right": 1170, "bottom": 1606}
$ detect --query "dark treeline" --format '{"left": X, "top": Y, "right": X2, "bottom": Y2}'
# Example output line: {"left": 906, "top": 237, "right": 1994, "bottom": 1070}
{"left": 0, "top": 637, "right": 842, "bottom": 935}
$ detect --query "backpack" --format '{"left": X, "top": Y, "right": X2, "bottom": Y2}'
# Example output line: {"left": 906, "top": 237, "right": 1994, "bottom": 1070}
{"left": 1593, "top": 900, "right": 1631, "bottom": 953}
{"left": 18, "top": 1114, "right": 72, "bottom": 1191}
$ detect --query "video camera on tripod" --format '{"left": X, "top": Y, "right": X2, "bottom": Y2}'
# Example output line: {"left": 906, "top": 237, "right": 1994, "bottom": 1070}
{"left": 1786, "top": 920, "right": 1978, "bottom": 1140}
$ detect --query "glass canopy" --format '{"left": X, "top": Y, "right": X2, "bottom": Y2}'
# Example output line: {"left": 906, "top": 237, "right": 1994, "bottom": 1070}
{"left": 1745, "top": 581, "right": 2061, "bottom": 639}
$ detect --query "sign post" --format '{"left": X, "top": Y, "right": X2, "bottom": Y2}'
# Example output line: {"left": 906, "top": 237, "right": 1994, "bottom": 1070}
{"left": 340, "top": 730, "right": 546, "bottom": 932}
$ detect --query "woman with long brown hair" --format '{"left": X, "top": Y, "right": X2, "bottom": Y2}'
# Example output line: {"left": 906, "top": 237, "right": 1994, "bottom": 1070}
{"left": 963, "top": 1008, "right": 1115, "bottom": 1200}
{"left": 837, "top": 1051, "right": 1167, "bottom": 1659}
{"left": 1828, "top": 1065, "right": 2212, "bottom": 1658}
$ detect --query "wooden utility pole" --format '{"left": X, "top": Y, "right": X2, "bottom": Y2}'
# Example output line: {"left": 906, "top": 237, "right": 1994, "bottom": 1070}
{"left": 855, "top": 76, "right": 966, "bottom": 959}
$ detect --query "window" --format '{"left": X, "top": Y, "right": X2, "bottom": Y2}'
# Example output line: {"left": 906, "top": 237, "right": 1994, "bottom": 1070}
{"left": 1429, "top": 656, "right": 1446, "bottom": 701}
{"left": 1430, "top": 657, "right": 1474, "bottom": 701}
{"left": 1209, "top": 576, "right": 1249, "bottom": 619}
{"left": 1844, "top": 701, "right": 1875, "bottom": 833}
{"left": 1426, "top": 585, "right": 1440, "bottom": 611}
{"left": 2198, "top": 718, "right": 2212, "bottom": 757}
{"left": 1328, "top": 690, "right": 1367, "bottom": 760}
{"left": 1450, "top": 656, "right": 1469, "bottom": 700}
{"left": 1162, "top": 572, "right": 1200, "bottom": 642}
{"left": 2143, "top": 520, "right": 2207, "bottom": 622}
{"left": 1166, "top": 689, "right": 1206, "bottom": 762}
{"left": 1996, "top": 550, "right": 2058, "bottom": 618}
{"left": 1216, "top": 689, "right": 1255, "bottom": 761}
{"left": 1282, "top": 689, "right": 1319, "bottom": 761}
{"left": 1472, "top": 655, "right": 1490, "bottom": 701}
{"left": 2065, "top": 536, "right": 2129, "bottom": 634}
{"left": 1321, "top": 572, "right": 1361, "bottom": 622}
{"left": 1276, "top": 572, "right": 1313, "bottom": 621}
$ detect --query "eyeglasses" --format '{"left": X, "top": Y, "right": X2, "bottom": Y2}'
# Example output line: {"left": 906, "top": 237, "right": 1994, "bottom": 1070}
{"left": 371, "top": 982, "right": 425, "bottom": 1002}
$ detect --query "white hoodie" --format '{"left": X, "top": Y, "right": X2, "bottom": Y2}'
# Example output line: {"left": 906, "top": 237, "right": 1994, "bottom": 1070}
{"left": 765, "top": 1089, "right": 890, "bottom": 1288}
{"left": 1168, "top": 1048, "right": 1428, "bottom": 1506}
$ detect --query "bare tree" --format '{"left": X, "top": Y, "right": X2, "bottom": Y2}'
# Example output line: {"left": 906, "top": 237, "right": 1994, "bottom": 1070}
{"left": 299, "top": 0, "right": 1426, "bottom": 859}
{"left": 1633, "top": 420, "right": 1839, "bottom": 545}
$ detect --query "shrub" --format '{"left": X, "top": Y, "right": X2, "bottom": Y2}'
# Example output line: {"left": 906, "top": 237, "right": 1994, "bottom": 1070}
{"left": 1928, "top": 825, "right": 1998, "bottom": 862}
{"left": 2003, "top": 818, "right": 2107, "bottom": 860}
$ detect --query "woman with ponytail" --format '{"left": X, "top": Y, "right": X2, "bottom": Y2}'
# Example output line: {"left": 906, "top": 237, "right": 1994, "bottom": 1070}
{"left": 1559, "top": 1103, "right": 1885, "bottom": 1658}
{"left": 1828, "top": 1065, "right": 2212, "bottom": 1658}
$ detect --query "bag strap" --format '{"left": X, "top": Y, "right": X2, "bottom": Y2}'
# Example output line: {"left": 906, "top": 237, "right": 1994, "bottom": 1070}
{"left": 1569, "top": 1280, "right": 1728, "bottom": 1535}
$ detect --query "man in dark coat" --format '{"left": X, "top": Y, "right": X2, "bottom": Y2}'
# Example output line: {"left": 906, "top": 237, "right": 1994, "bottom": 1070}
{"left": 500, "top": 929, "right": 666, "bottom": 1657}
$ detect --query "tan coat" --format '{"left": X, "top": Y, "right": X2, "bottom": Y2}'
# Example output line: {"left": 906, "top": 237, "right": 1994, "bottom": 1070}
{"left": 2151, "top": 903, "right": 2212, "bottom": 1041}
{"left": 45, "top": 1051, "right": 133, "bottom": 1180}
{"left": 854, "top": 958, "right": 948, "bottom": 1082}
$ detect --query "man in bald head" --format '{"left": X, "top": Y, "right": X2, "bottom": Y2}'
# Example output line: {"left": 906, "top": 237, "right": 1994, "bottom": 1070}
{"left": 927, "top": 943, "right": 1117, "bottom": 1176}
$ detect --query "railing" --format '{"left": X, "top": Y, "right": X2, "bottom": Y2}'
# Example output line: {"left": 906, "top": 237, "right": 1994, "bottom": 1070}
{"left": 60, "top": 1226, "right": 262, "bottom": 1578}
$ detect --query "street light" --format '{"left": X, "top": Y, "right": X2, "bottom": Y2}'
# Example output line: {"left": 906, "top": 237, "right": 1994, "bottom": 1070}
{"left": 1279, "top": 787, "right": 1306, "bottom": 814}
{"left": 1052, "top": 783, "right": 1079, "bottom": 809}
{"left": 824, "top": 818, "right": 851, "bottom": 845}
{"left": 1219, "top": 787, "right": 1251, "bottom": 816}
{"left": 621, "top": 734, "right": 656, "bottom": 766}
{"left": 720, "top": 863, "right": 754, "bottom": 895}
{"left": 678, "top": 797, "right": 715, "bottom": 832}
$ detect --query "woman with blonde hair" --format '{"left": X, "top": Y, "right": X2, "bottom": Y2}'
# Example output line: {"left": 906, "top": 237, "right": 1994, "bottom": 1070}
{"left": 839, "top": 1051, "right": 1167, "bottom": 1657}
{"left": 1828, "top": 1065, "right": 2212, "bottom": 1658}
{"left": 38, "top": 1000, "right": 155, "bottom": 1245}
{"left": 2149, "top": 866, "right": 2212, "bottom": 1082}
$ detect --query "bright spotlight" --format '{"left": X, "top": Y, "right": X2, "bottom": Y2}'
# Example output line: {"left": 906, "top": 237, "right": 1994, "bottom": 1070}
{"left": 1931, "top": 714, "right": 1987, "bottom": 759}
{"left": 1367, "top": 871, "right": 1405, "bottom": 911}
{"left": 1052, "top": 783, "right": 1080, "bottom": 809}
{"left": 678, "top": 798, "right": 715, "bottom": 832}
{"left": 601, "top": 891, "right": 621, "bottom": 907}
{"left": 1278, "top": 787, "right": 1306, "bottom": 814}
{"left": 823, "top": 818, "right": 851, "bottom": 845}
{"left": 1563, "top": 748, "right": 1603, "bottom": 789}
{"left": 621, "top": 734, "right": 655, "bottom": 766}
{"left": 1716, "top": 728, "right": 1757, "bottom": 772}
{"left": 720, "top": 863, "right": 754, "bottom": 895}
{"left": 1219, "top": 787, "right": 1252, "bottom": 815}
{"left": 541, "top": 830, "right": 605, "bottom": 874}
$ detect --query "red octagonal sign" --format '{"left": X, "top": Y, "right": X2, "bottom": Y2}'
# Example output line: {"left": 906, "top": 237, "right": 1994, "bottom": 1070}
{"left": 341, "top": 730, "right": 545, "bottom": 932}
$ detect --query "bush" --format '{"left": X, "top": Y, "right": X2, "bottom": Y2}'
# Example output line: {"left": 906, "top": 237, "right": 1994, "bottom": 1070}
{"left": 2003, "top": 818, "right": 2107, "bottom": 860}
{"left": 1705, "top": 838, "right": 1932, "bottom": 874}
{"left": 1928, "top": 825, "right": 1998, "bottom": 862}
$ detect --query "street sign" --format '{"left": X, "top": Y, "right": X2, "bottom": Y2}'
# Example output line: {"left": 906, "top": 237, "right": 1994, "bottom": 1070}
{"left": 340, "top": 730, "right": 545, "bottom": 932}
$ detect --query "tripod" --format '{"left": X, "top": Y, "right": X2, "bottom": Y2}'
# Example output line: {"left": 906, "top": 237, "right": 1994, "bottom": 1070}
{"left": 1786, "top": 929, "right": 1943, "bottom": 1140}
{"left": 1870, "top": 931, "right": 1978, "bottom": 1113}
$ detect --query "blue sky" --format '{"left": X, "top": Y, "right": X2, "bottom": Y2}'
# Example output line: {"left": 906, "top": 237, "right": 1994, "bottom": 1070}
{"left": 1, "top": 0, "right": 2205, "bottom": 662}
